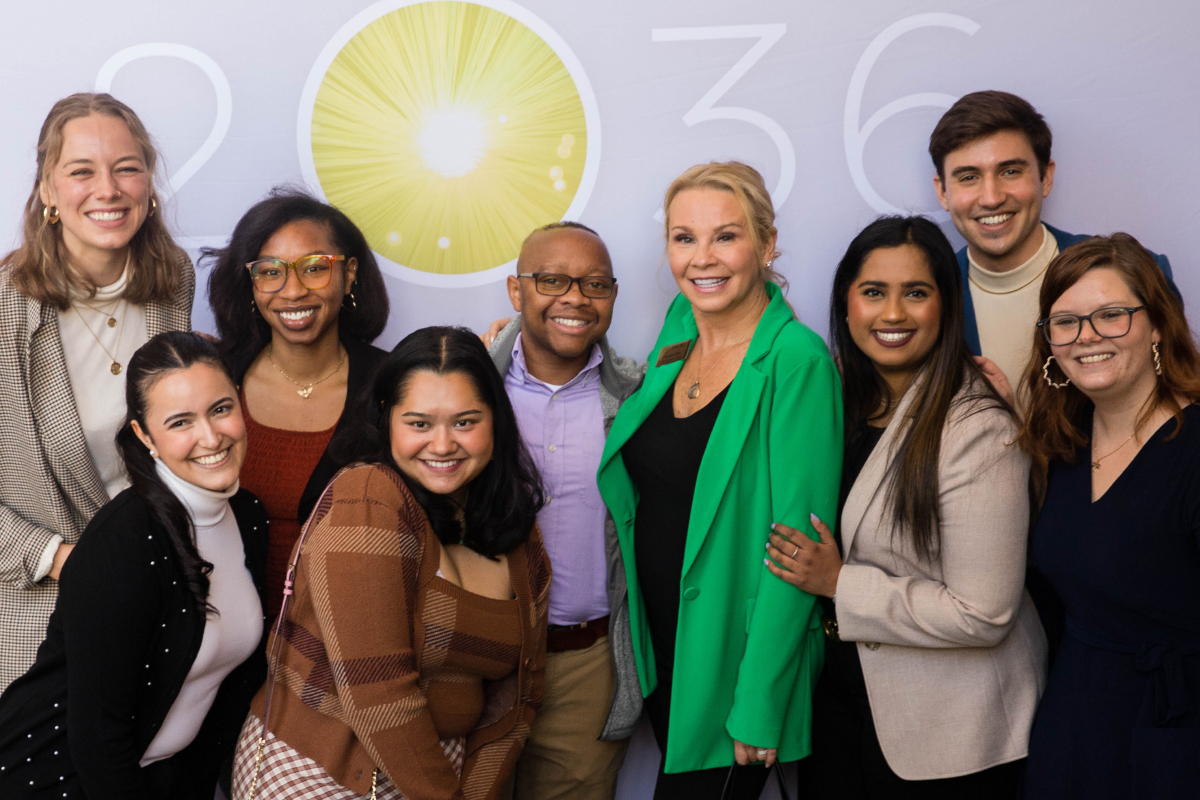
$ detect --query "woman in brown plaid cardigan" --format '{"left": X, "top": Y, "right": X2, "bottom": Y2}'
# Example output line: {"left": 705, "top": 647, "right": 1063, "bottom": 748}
{"left": 234, "top": 327, "right": 550, "bottom": 800}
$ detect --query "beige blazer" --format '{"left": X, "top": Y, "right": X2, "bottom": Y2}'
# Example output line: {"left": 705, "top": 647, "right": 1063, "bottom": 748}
{"left": 835, "top": 373, "right": 1048, "bottom": 780}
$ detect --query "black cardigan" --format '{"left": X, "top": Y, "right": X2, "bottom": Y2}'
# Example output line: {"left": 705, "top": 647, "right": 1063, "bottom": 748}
{"left": 229, "top": 334, "right": 386, "bottom": 524}
{"left": 0, "top": 488, "right": 268, "bottom": 800}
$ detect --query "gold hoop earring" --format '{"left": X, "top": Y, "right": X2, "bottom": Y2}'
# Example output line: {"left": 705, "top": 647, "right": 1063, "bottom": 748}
{"left": 1043, "top": 355, "right": 1070, "bottom": 389}
{"left": 42, "top": 205, "right": 60, "bottom": 224}
{"left": 149, "top": 197, "right": 157, "bottom": 217}
{"left": 1153, "top": 342, "right": 1162, "bottom": 376}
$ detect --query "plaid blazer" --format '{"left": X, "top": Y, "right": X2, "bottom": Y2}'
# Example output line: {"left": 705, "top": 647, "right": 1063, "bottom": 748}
{"left": 0, "top": 249, "right": 194, "bottom": 690}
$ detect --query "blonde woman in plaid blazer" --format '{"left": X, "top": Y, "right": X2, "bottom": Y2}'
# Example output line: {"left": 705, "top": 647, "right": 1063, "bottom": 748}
{"left": 0, "top": 93, "right": 195, "bottom": 690}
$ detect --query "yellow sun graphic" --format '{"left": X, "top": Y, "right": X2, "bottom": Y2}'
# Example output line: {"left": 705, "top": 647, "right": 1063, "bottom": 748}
{"left": 299, "top": 0, "right": 599, "bottom": 285}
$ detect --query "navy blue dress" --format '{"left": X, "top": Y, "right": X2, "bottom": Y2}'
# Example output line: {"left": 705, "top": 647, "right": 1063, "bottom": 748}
{"left": 1024, "top": 405, "right": 1200, "bottom": 799}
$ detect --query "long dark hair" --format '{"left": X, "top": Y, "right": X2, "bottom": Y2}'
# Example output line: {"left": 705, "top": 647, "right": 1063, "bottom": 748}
{"left": 330, "top": 326, "right": 543, "bottom": 557}
{"left": 204, "top": 187, "right": 390, "bottom": 366}
{"left": 115, "top": 332, "right": 236, "bottom": 615}
{"left": 829, "top": 215, "right": 1007, "bottom": 560}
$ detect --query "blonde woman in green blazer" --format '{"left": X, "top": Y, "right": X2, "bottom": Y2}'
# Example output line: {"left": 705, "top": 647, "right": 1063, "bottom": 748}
{"left": 597, "top": 162, "right": 842, "bottom": 798}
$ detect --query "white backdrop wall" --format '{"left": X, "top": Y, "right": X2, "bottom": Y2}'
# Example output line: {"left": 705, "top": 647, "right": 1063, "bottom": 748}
{"left": 2, "top": 1, "right": 1197, "bottom": 796}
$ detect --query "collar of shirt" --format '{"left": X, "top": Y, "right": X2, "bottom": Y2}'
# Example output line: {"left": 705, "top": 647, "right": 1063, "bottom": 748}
{"left": 509, "top": 332, "right": 604, "bottom": 394}
{"left": 967, "top": 223, "right": 1060, "bottom": 294}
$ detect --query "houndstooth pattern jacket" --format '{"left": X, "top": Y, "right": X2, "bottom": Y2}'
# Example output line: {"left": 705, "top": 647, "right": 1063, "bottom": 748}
{"left": 0, "top": 249, "right": 194, "bottom": 690}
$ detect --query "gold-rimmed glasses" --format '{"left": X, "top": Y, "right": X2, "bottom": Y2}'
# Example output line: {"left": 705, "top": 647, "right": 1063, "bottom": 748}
{"left": 246, "top": 255, "right": 346, "bottom": 293}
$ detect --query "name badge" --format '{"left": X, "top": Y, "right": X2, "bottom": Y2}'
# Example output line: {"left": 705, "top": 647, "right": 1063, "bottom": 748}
{"left": 655, "top": 339, "right": 692, "bottom": 366}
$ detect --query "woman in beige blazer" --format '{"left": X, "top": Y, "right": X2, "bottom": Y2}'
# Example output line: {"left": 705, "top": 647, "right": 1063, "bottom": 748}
{"left": 769, "top": 216, "right": 1047, "bottom": 798}
{"left": 0, "top": 94, "right": 194, "bottom": 690}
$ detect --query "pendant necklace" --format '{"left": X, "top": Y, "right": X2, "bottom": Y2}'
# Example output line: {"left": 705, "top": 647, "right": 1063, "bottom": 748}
{"left": 76, "top": 297, "right": 122, "bottom": 327}
{"left": 268, "top": 345, "right": 347, "bottom": 399}
{"left": 72, "top": 299, "right": 128, "bottom": 375}
{"left": 686, "top": 334, "right": 753, "bottom": 400}
{"left": 1091, "top": 430, "right": 1137, "bottom": 472}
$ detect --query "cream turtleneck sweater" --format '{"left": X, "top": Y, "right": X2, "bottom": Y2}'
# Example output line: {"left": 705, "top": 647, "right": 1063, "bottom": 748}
{"left": 967, "top": 223, "right": 1059, "bottom": 405}
{"left": 140, "top": 460, "right": 262, "bottom": 766}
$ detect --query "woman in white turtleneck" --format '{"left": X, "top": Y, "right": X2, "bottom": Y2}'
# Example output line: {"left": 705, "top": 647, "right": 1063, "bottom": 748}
{"left": 0, "top": 332, "right": 268, "bottom": 800}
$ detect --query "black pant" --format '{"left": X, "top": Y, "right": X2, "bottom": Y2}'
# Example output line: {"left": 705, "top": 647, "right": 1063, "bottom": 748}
{"left": 797, "top": 637, "right": 1023, "bottom": 799}
{"left": 645, "top": 682, "right": 770, "bottom": 800}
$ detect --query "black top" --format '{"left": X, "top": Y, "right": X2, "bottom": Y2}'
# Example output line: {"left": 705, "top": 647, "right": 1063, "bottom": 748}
{"left": 819, "top": 422, "right": 886, "bottom": 703}
{"left": 228, "top": 333, "right": 386, "bottom": 523}
{"left": 835, "top": 424, "right": 887, "bottom": 551}
{"left": 0, "top": 489, "right": 269, "bottom": 800}
{"left": 1024, "top": 405, "right": 1200, "bottom": 799}
{"left": 623, "top": 382, "right": 728, "bottom": 682}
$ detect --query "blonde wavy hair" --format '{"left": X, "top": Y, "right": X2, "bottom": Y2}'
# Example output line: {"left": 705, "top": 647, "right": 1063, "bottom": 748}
{"left": 2, "top": 93, "right": 180, "bottom": 309}
{"left": 662, "top": 161, "right": 785, "bottom": 290}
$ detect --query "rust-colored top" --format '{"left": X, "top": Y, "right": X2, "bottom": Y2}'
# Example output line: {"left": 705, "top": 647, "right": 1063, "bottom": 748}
{"left": 249, "top": 464, "right": 550, "bottom": 800}
{"left": 239, "top": 392, "right": 336, "bottom": 620}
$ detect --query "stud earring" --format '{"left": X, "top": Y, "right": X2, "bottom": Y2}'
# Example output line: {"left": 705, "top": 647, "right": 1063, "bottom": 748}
{"left": 149, "top": 449, "right": 158, "bottom": 458}
{"left": 42, "top": 205, "right": 60, "bottom": 224}
{"left": 1043, "top": 355, "right": 1070, "bottom": 389}
{"left": 1153, "top": 342, "right": 1162, "bottom": 376}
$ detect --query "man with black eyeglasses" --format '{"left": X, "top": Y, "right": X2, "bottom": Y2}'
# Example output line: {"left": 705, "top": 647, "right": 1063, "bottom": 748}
{"left": 489, "top": 222, "right": 644, "bottom": 800}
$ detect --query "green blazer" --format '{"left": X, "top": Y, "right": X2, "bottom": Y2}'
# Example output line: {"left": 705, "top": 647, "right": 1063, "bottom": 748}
{"left": 597, "top": 282, "right": 843, "bottom": 773}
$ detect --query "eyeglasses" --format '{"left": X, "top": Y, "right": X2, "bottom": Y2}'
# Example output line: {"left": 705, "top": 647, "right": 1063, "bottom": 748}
{"left": 246, "top": 255, "right": 346, "bottom": 293}
{"left": 1037, "top": 305, "right": 1146, "bottom": 346}
{"left": 517, "top": 272, "right": 617, "bottom": 298}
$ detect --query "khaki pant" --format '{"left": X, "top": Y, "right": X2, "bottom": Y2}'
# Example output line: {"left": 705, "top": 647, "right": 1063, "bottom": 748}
{"left": 511, "top": 636, "right": 630, "bottom": 800}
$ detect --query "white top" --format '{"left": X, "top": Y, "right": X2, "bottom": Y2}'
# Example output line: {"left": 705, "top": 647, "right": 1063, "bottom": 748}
{"left": 57, "top": 259, "right": 150, "bottom": 497}
{"left": 37, "top": 261, "right": 152, "bottom": 581}
{"left": 967, "top": 223, "right": 1059, "bottom": 407}
{"left": 140, "top": 461, "right": 262, "bottom": 766}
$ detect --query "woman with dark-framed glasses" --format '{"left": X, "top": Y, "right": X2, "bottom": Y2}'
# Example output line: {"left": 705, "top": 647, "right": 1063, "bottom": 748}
{"left": 204, "top": 189, "right": 390, "bottom": 618}
{"left": 1018, "top": 233, "right": 1200, "bottom": 799}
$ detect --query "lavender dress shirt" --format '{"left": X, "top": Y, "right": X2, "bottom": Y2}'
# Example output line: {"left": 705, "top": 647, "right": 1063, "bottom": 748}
{"left": 505, "top": 334, "right": 610, "bottom": 627}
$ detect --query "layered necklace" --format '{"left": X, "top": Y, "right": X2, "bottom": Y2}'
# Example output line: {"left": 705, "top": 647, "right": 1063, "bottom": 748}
{"left": 267, "top": 344, "right": 347, "bottom": 399}
{"left": 72, "top": 298, "right": 129, "bottom": 375}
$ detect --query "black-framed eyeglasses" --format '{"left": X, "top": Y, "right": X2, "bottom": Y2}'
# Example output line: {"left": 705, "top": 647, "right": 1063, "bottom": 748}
{"left": 246, "top": 255, "right": 346, "bottom": 293}
{"left": 517, "top": 272, "right": 617, "bottom": 298}
{"left": 1036, "top": 305, "right": 1146, "bottom": 346}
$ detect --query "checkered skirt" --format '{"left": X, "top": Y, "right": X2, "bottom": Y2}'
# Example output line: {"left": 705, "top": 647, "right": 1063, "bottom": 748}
{"left": 232, "top": 714, "right": 466, "bottom": 799}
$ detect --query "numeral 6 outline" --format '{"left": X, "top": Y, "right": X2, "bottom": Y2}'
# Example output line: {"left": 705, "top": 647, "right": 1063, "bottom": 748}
{"left": 651, "top": 24, "right": 795, "bottom": 220}
{"left": 95, "top": 43, "right": 233, "bottom": 199}
{"left": 844, "top": 13, "right": 980, "bottom": 216}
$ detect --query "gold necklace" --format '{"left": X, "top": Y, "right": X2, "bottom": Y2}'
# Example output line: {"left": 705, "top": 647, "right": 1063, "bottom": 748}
{"left": 72, "top": 299, "right": 128, "bottom": 375}
{"left": 686, "top": 334, "right": 753, "bottom": 400}
{"left": 267, "top": 345, "right": 347, "bottom": 399}
{"left": 1091, "top": 430, "right": 1137, "bottom": 472}
{"left": 76, "top": 297, "right": 122, "bottom": 327}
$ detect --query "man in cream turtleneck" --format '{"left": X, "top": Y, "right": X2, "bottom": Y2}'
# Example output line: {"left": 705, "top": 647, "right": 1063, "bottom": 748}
{"left": 929, "top": 91, "right": 1177, "bottom": 404}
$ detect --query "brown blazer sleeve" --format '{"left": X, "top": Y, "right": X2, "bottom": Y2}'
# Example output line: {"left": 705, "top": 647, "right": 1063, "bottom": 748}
{"left": 303, "top": 465, "right": 463, "bottom": 800}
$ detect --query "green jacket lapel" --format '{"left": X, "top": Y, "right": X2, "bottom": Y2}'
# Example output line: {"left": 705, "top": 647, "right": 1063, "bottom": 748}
{"left": 680, "top": 284, "right": 792, "bottom": 577}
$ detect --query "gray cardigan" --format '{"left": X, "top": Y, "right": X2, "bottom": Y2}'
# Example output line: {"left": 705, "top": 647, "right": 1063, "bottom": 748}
{"left": 489, "top": 318, "right": 645, "bottom": 740}
{"left": 0, "top": 249, "right": 195, "bottom": 690}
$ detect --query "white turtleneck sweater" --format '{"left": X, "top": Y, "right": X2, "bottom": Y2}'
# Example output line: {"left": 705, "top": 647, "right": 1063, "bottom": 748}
{"left": 967, "top": 223, "right": 1059, "bottom": 406}
{"left": 36, "top": 260, "right": 152, "bottom": 581}
{"left": 140, "top": 460, "right": 262, "bottom": 767}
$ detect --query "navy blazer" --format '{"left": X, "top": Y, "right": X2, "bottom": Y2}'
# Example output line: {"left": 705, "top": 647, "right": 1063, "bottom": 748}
{"left": 959, "top": 223, "right": 1178, "bottom": 356}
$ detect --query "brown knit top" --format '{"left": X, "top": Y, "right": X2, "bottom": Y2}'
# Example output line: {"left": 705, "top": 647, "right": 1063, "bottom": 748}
{"left": 249, "top": 464, "right": 550, "bottom": 800}
{"left": 238, "top": 393, "right": 336, "bottom": 620}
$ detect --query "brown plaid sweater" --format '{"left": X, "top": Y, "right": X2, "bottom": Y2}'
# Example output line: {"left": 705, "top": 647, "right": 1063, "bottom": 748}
{"left": 248, "top": 464, "right": 550, "bottom": 800}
